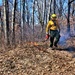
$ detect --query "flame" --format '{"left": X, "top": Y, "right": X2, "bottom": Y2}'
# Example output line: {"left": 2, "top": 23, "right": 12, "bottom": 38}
{"left": 27, "top": 42, "right": 38, "bottom": 46}
{"left": 34, "top": 42, "right": 38, "bottom": 46}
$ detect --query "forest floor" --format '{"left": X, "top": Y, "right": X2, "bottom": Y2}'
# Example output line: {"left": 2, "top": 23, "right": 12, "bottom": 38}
{"left": 0, "top": 37, "right": 75, "bottom": 75}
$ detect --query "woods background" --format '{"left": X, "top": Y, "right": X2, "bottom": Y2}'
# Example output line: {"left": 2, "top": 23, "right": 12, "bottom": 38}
{"left": 0, "top": 0, "right": 75, "bottom": 48}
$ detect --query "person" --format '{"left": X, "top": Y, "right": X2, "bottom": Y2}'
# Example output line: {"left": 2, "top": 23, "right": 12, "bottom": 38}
{"left": 46, "top": 14, "right": 60, "bottom": 48}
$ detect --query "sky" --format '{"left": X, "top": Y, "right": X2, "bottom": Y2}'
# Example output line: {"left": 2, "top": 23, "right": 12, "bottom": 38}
{"left": 0, "top": 0, "right": 2, "bottom": 6}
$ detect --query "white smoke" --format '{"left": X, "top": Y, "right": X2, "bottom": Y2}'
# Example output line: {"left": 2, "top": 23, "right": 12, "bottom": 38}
{"left": 59, "top": 32, "right": 70, "bottom": 46}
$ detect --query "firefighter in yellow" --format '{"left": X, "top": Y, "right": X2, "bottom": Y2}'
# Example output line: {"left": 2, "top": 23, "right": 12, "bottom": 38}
{"left": 46, "top": 14, "right": 60, "bottom": 48}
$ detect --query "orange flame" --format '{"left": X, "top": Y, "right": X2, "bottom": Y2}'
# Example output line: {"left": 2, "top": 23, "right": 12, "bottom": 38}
{"left": 27, "top": 42, "right": 38, "bottom": 46}
{"left": 28, "top": 42, "right": 38, "bottom": 46}
{"left": 34, "top": 42, "right": 38, "bottom": 46}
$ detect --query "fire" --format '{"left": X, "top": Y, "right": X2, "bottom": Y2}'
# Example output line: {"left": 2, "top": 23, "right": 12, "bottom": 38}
{"left": 27, "top": 42, "right": 38, "bottom": 46}
{"left": 34, "top": 42, "right": 38, "bottom": 46}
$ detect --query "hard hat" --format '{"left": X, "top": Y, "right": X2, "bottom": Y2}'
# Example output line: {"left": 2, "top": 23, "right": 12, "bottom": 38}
{"left": 51, "top": 14, "right": 57, "bottom": 18}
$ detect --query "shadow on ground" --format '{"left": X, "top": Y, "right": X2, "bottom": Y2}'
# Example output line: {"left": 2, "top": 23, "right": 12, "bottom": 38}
{"left": 55, "top": 46, "right": 75, "bottom": 58}
{"left": 57, "top": 46, "right": 75, "bottom": 52}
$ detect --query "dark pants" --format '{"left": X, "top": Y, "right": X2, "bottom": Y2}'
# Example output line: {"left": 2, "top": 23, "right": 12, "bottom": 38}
{"left": 50, "top": 30, "right": 60, "bottom": 47}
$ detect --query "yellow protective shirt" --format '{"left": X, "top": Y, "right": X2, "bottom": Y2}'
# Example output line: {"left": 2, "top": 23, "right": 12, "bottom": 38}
{"left": 46, "top": 20, "right": 58, "bottom": 34}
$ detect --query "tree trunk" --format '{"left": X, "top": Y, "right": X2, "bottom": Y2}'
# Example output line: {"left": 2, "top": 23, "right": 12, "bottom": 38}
{"left": 20, "top": 0, "right": 24, "bottom": 42}
{"left": 0, "top": 8, "right": 4, "bottom": 47}
{"left": 59, "top": 0, "right": 63, "bottom": 17}
{"left": 32, "top": 0, "right": 35, "bottom": 41}
{"left": 53, "top": 0, "right": 56, "bottom": 14}
{"left": 47, "top": 0, "right": 52, "bottom": 21}
{"left": 23, "top": 0, "right": 26, "bottom": 26}
{"left": 43, "top": 0, "right": 46, "bottom": 24}
{"left": 67, "top": 0, "right": 75, "bottom": 32}
{"left": 72, "top": 1, "right": 75, "bottom": 30}
{"left": 67, "top": 0, "right": 71, "bottom": 33}
{"left": 23, "top": 0, "right": 26, "bottom": 40}
{"left": 12, "top": 0, "right": 17, "bottom": 45}
{"left": 3, "top": 0, "right": 10, "bottom": 46}
{"left": 26, "top": 0, "right": 30, "bottom": 26}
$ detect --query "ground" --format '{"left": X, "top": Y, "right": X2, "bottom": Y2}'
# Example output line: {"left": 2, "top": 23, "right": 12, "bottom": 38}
{"left": 0, "top": 37, "right": 75, "bottom": 75}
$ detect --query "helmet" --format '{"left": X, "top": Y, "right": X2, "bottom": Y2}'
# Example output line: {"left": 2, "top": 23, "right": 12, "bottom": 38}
{"left": 51, "top": 14, "right": 57, "bottom": 18}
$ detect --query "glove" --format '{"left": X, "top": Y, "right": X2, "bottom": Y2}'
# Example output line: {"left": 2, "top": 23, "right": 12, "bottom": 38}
{"left": 45, "top": 34, "right": 49, "bottom": 40}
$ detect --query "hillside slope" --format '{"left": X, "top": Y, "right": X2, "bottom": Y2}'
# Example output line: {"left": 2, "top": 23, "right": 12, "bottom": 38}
{"left": 0, "top": 37, "right": 75, "bottom": 75}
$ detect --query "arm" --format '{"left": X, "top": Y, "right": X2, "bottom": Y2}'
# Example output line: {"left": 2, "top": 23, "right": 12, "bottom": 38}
{"left": 46, "top": 21, "right": 50, "bottom": 34}
{"left": 45, "top": 21, "right": 50, "bottom": 40}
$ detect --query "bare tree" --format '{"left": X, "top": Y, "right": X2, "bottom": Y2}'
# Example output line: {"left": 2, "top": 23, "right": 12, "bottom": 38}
{"left": 53, "top": 0, "right": 56, "bottom": 14}
{"left": 23, "top": 0, "right": 26, "bottom": 26}
{"left": 23, "top": 0, "right": 26, "bottom": 40}
{"left": 26, "top": 0, "right": 30, "bottom": 26}
{"left": 0, "top": 7, "right": 4, "bottom": 47}
{"left": 20, "top": 0, "right": 24, "bottom": 42}
{"left": 67, "top": 0, "right": 75, "bottom": 33}
{"left": 43, "top": 0, "right": 47, "bottom": 24}
{"left": 32, "top": 0, "right": 35, "bottom": 41}
{"left": 3, "top": 0, "right": 10, "bottom": 45}
{"left": 67, "top": 0, "right": 71, "bottom": 33}
{"left": 72, "top": 1, "right": 75, "bottom": 30}
{"left": 12, "top": 0, "right": 17, "bottom": 45}
{"left": 47, "top": 0, "right": 52, "bottom": 21}
{"left": 59, "top": 0, "right": 63, "bottom": 17}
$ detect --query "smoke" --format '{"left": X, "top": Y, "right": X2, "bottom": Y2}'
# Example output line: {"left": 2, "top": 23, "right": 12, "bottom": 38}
{"left": 59, "top": 32, "right": 70, "bottom": 46}
{"left": 58, "top": 30, "right": 75, "bottom": 52}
